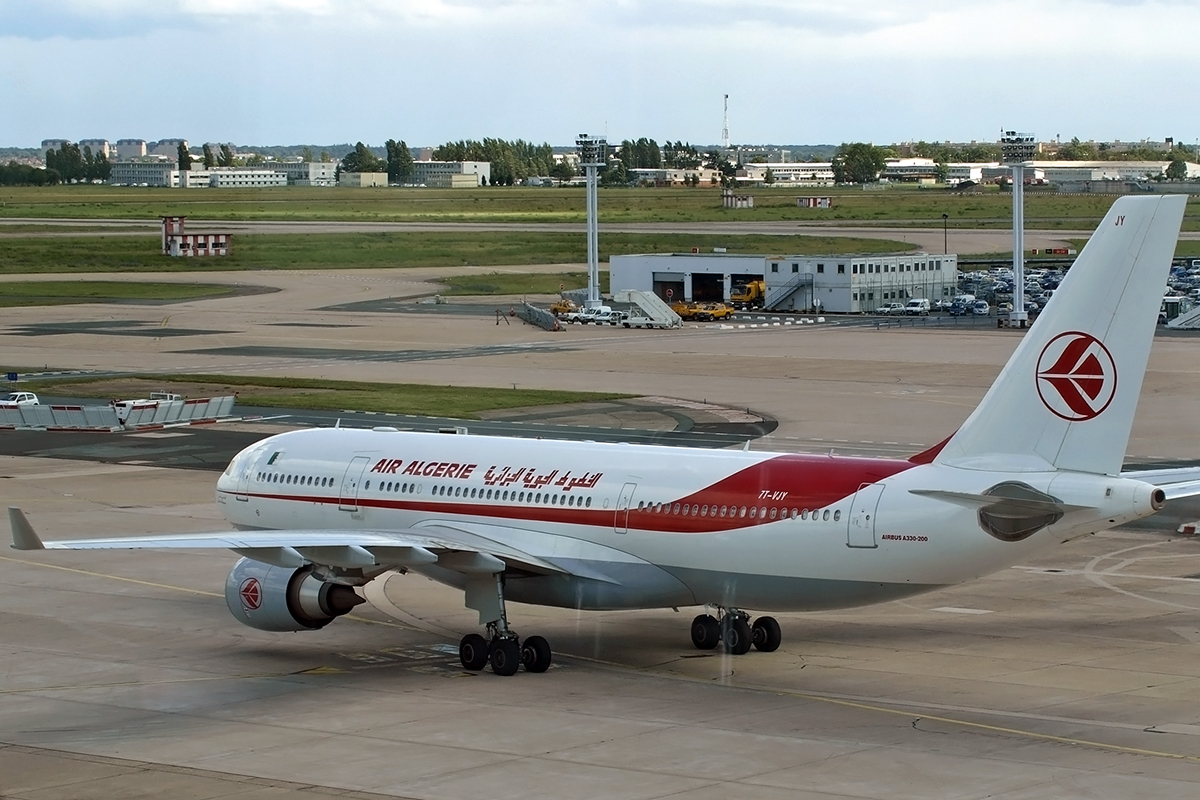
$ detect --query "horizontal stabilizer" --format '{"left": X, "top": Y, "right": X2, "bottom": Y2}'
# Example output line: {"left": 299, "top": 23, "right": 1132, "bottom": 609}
{"left": 909, "top": 489, "right": 1090, "bottom": 515}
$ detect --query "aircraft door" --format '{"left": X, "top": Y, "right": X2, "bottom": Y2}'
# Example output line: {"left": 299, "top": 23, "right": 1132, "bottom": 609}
{"left": 846, "top": 482, "right": 885, "bottom": 548}
{"left": 338, "top": 456, "right": 371, "bottom": 512}
{"left": 615, "top": 482, "right": 638, "bottom": 533}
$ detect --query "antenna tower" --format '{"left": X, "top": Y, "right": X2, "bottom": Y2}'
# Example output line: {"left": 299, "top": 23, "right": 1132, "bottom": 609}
{"left": 721, "top": 94, "right": 730, "bottom": 150}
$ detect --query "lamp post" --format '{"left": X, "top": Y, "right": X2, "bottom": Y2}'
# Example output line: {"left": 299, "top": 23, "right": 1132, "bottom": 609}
{"left": 1001, "top": 130, "right": 1036, "bottom": 329}
{"left": 575, "top": 135, "right": 607, "bottom": 309}
{"left": 941, "top": 213, "right": 948, "bottom": 255}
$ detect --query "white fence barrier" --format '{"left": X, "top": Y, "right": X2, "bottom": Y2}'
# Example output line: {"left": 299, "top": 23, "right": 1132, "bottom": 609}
{"left": 0, "top": 396, "right": 237, "bottom": 431}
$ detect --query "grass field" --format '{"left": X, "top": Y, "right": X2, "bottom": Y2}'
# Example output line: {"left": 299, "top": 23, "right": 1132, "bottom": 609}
{"left": 24, "top": 374, "right": 631, "bottom": 418}
{"left": 0, "top": 281, "right": 239, "bottom": 307}
{"left": 0, "top": 230, "right": 914, "bottom": 275}
{"left": 3, "top": 185, "right": 1194, "bottom": 228}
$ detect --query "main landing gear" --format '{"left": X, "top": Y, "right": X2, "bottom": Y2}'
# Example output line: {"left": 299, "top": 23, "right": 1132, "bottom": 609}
{"left": 691, "top": 608, "right": 781, "bottom": 654}
{"left": 458, "top": 573, "right": 552, "bottom": 676}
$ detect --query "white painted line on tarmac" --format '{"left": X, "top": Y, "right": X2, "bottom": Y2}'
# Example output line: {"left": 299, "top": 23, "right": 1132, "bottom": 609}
{"left": 932, "top": 607, "right": 993, "bottom": 614}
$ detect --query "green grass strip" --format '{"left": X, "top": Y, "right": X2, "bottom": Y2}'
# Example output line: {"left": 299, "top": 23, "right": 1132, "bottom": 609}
{"left": 0, "top": 281, "right": 237, "bottom": 306}
{"left": 23, "top": 373, "right": 633, "bottom": 419}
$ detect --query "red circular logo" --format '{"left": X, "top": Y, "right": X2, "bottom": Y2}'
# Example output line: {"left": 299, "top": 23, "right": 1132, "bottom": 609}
{"left": 239, "top": 577, "right": 262, "bottom": 610}
{"left": 1036, "top": 331, "right": 1117, "bottom": 421}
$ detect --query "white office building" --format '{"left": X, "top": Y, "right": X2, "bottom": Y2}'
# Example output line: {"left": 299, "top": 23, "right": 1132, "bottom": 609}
{"left": 268, "top": 160, "right": 338, "bottom": 186}
{"left": 610, "top": 251, "right": 958, "bottom": 313}
{"left": 110, "top": 157, "right": 176, "bottom": 186}
{"left": 410, "top": 160, "right": 490, "bottom": 187}
{"left": 207, "top": 168, "right": 287, "bottom": 188}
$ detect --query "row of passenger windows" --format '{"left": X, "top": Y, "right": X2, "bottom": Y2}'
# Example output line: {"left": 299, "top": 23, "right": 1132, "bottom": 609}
{"left": 375, "top": 480, "right": 594, "bottom": 508}
{"left": 636, "top": 500, "right": 840, "bottom": 522}
{"left": 257, "top": 472, "right": 595, "bottom": 508}
{"left": 255, "top": 472, "right": 829, "bottom": 520}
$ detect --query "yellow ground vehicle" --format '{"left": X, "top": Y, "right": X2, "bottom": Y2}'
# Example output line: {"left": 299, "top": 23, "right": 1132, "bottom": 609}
{"left": 696, "top": 302, "right": 735, "bottom": 321}
{"left": 730, "top": 280, "right": 766, "bottom": 309}
{"left": 670, "top": 301, "right": 701, "bottom": 320}
{"left": 549, "top": 298, "right": 577, "bottom": 316}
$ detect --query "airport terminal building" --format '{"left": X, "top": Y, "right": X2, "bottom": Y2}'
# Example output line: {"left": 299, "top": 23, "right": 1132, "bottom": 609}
{"left": 610, "top": 252, "right": 959, "bottom": 313}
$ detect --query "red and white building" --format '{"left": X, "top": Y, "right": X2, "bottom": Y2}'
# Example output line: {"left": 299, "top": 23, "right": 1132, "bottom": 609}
{"left": 161, "top": 217, "right": 232, "bottom": 257}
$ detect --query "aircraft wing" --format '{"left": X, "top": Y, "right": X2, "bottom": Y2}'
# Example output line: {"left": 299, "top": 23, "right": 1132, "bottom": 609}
{"left": 7, "top": 506, "right": 569, "bottom": 577}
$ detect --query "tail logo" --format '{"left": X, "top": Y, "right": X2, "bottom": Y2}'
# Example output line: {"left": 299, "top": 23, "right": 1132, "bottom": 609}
{"left": 1036, "top": 331, "right": 1117, "bottom": 421}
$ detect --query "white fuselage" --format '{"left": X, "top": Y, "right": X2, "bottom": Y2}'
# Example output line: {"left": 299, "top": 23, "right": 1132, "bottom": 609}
{"left": 214, "top": 427, "right": 1157, "bottom": 613}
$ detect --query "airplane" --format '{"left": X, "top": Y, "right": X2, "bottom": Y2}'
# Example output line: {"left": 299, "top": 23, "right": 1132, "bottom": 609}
{"left": 11, "top": 194, "right": 1200, "bottom": 677}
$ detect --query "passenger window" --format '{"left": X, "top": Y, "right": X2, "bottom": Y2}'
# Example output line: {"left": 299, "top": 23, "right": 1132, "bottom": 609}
{"left": 692, "top": 504, "right": 699, "bottom": 515}
{"left": 823, "top": 509, "right": 830, "bottom": 521}
{"left": 770, "top": 508, "right": 777, "bottom": 520}
{"left": 720, "top": 505, "right": 728, "bottom": 517}
{"left": 749, "top": 507, "right": 757, "bottom": 518}
{"left": 673, "top": 503, "right": 681, "bottom": 514}
{"left": 739, "top": 506, "right": 747, "bottom": 517}
{"left": 585, "top": 497, "right": 592, "bottom": 507}
{"left": 834, "top": 510, "right": 841, "bottom": 521}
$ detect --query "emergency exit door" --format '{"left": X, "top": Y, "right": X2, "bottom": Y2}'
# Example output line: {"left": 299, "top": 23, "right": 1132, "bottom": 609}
{"left": 846, "top": 482, "right": 884, "bottom": 548}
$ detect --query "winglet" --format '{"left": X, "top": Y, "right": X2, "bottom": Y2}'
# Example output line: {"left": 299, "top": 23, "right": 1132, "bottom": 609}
{"left": 9, "top": 507, "right": 45, "bottom": 550}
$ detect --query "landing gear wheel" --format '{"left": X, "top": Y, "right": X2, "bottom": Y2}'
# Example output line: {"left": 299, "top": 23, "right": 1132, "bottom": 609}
{"left": 459, "top": 633, "right": 489, "bottom": 671}
{"left": 521, "top": 635, "right": 552, "bottom": 673}
{"left": 690, "top": 614, "right": 721, "bottom": 650}
{"left": 490, "top": 637, "right": 520, "bottom": 676}
{"left": 751, "top": 616, "right": 782, "bottom": 652}
{"left": 722, "top": 616, "right": 752, "bottom": 655}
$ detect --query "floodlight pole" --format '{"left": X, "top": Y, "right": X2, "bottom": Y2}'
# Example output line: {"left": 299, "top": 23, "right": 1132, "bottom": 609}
{"left": 576, "top": 134, "right": 607, "bottom": 309}
{"left": 1001, "top": 130, "right": 1035, "bottom": 329}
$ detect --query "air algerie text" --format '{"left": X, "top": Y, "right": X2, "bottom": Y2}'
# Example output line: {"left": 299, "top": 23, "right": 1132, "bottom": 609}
{"left": 367, "top": 459, "right": 603, "bottom": 490}
{"left": 369, "top": 459, "right": 478, "bottom": 479}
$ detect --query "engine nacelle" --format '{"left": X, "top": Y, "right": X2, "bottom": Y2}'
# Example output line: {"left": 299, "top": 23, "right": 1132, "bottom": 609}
{"left": 225, "top": 558, "right": 365, "bottom": 632}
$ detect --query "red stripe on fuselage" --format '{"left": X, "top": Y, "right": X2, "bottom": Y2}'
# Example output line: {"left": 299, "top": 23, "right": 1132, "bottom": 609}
{"left": 239, "top": 453, "right": 915, "bottom": 534}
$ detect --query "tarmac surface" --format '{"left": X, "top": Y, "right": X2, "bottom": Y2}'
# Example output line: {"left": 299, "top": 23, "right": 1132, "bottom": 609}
{"left": 5, "top": 265, "right": 1200, "bottom": 798}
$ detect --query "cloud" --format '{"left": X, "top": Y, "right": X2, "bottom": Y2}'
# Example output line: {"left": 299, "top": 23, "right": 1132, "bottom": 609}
{"left": 2, "top": 0, "right": 1199, "bottom": 146}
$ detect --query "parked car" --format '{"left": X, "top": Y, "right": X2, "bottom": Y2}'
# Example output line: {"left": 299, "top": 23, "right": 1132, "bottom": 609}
{"left": 0, "top": 392, "right": 39, "bottom": 407}
{"left": 875, "top": 302, "right": 905, "bottom": 315}
{"left": 948, "top": 301, "right": 969, "bottom": 316}
{"left": 972, "top": 301, "right": 991, "bottom": 316}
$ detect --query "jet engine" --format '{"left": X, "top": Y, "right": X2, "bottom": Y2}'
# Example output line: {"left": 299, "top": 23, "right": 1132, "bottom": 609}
{"left": 224, "top": 558, "right": 365, "bottom": 632}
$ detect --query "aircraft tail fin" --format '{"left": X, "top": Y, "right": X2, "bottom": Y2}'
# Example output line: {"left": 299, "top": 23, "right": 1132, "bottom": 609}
{"left": 935, "top": 195, "right": 1186, "bottom": 476}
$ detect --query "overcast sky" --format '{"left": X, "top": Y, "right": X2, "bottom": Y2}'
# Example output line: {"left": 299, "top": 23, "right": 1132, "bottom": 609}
{"left": 4, "top": 0, "right": 1199, "bottom": 149}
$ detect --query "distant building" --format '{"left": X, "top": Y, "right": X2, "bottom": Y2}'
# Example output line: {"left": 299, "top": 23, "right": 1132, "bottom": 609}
{"left": 610, "top": 251, "right": 957, "bottom": 313}
{"left": 110, "top": 157, "right": 176, "bottom": 186}
{"left": 161, "top": 217, "right": 232, "bottom": 257}
{"left": 207, "top": 168, "right": 287, "bottom": 188}
{"left": 149, "top": 139, "right": 188, "bottom": 157}
{"left": 78, "top": 139, "right": 112, "bottom": 158}
{"left": 270, "top": 161, "right": 338, "bottom": 186}
{"left": 735, "top": 163, "right": 835, "bottom": 185}
{"left": 114, "top": 139, "right": 147, "bottom": 159}
{"left": 410, "top": 160, "right": 489, "bottom": 187}
{"left": 40, "top": 139, "right": 68, "bottom": 156}
{"left": 339, "top": 171, "right": 388, "bottom": 188}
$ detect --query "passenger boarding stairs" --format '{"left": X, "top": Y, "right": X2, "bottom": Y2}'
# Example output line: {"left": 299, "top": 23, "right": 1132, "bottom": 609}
{"left": 612, "top": 290, "right": 682, "bottom": 327}
{"left": 1167, "top": 302, "right": 1200, "bottom": 330}
{"left": 763, "top": 274, "right": 814, "bottom": 311}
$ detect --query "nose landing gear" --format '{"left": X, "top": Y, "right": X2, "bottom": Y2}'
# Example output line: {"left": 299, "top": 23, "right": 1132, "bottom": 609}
{"left": 691, "top": 608, "right": 780, "bottom": 654}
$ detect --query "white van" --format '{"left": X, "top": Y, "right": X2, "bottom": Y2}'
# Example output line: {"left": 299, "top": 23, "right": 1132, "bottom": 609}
{"left": 904, "top": 298, "right": 931, "bottom": 316}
